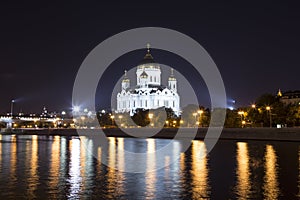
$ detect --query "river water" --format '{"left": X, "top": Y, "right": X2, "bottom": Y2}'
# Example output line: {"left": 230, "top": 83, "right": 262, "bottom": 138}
{"left": 0, "top": 134, "right": 299, "bottom": 199}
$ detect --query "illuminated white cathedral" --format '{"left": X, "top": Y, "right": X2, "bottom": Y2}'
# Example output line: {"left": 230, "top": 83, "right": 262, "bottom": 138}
{"left": 117, "top": 44, "right": 180, "bottom": 116}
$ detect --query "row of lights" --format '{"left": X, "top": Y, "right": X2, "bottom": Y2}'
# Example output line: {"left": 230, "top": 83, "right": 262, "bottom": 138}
{"left": 239, "top": 104, "right": 272, "bottom": 128}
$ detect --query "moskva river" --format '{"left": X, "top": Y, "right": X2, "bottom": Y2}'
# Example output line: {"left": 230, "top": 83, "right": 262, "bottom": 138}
{"left": 0, "top": 134, "right": 299, "bottom": 199}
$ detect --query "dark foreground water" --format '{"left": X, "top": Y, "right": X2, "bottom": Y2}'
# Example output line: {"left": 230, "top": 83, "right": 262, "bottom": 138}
{"left": 0, "top": 134, "right": 299, "bottom": 199}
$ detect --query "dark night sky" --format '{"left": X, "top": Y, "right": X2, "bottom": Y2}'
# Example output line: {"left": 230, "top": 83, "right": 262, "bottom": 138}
{"left": 1, "top": 1, "right": 300, "bottom": 114}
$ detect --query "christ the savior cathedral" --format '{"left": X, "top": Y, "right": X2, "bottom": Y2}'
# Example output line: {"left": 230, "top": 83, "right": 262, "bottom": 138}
{"left": 116, "top": 44, "right": 180, "bottom": 116}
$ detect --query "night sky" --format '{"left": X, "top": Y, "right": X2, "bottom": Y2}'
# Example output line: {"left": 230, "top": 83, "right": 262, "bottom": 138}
{"left": 1, "top": 1, "right": 300, "bottom": 114}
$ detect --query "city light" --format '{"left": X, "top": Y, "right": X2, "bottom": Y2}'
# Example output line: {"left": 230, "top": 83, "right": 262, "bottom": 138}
{"left": 73, "top": 106, "right": 80, "bottom": 112}
{"left": 238, "top": 111, "right": 244, "bottom": 115}
{"left": 148, "top": 113, "right": 153, "bottom": 119}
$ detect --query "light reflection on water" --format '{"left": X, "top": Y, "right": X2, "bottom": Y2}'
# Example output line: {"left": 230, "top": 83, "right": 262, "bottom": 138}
{"left": 191, "top": 140, "right": 209, "bottom": 199}
{"left": 235, "top": 142, "right": 251, "bottom": 199}
{"left": 263, "top": 145, "right": 280, "bottom": 199}
{"left": 0, "top": 135, "right": 298, "bottom": 199}
{"left": 68, "top": 138, "right": 82, "bottom": 199}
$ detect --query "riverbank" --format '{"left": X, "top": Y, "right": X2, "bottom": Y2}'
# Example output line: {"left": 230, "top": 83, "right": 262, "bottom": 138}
{"left": 1, "top": 127, "right": 300, "bottom": 142}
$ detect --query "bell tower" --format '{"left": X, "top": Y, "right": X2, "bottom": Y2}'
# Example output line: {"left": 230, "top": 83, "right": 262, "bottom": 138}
{"left": 168, "top": 68, "right": 177, "bottom": 92}
{"left": 122, "top": 70, "right": 130, "bottom": 90}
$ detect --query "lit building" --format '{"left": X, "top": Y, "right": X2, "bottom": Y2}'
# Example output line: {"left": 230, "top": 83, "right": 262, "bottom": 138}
{"left": 117, "top": 44, "right": 180, "bottom": 116}
{"left": 278, "top": 89, "right": 300, "bottom": 105}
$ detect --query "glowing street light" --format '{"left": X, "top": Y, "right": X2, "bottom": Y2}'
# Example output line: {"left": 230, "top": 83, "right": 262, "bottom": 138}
{"left": 11, "top": 99, "right": 15, "bottom": 117}
{"left": 73, "top": 106, "right": 80, "bottom": 112}
{"left": 197, "top": 110, "right": 204, "bottom": 127}
{"left": 148, "top": 113, "right": 153, "bottom": 119}
{"left": 118, "top": 115, "right": 123, "bottom": 125}
{"left": 238, "top": 111, "right": 244, "bottom": 127}
{"left": 193, "top": 112, "right": 197, "bottom": 127}
{"left": 266, "top": 106, "right": 272, "bottom": 128}
{"left": 110, "top": 115, "right": 115, "bottom": 126}
{"left": 238, "top": 111, "right": 244, "bottom": 115}
{"left": 197, "top": 110, "right": 204, "bottom": 114}
{"left": 251, "top": 104, "right": 256, "bottom": 108}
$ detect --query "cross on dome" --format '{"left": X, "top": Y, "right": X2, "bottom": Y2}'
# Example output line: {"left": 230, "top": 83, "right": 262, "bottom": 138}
{"left": 146, "top": 43, "right": 150, "bottom": 53}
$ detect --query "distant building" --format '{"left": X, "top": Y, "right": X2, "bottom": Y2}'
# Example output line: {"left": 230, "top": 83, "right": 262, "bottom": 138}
{"left": 116, "top": 44, "right": 180, "bottom": 116}
{"left": 278, "top": 89, "right": 300, "bottom": 105}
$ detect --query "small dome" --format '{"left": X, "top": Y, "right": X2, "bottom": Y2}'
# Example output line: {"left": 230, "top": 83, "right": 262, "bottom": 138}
{"left": 168, "top": 68, "right": 176, "bottom": 81}
{"left": 139, "top": 52, "right": 155, "bottom": 65}
{"left": 138, "top": 43, "right": 156, "bottom": 65}
{"left": 122, "top": 70, "right": 130, "bottom": 82}
{"left": 140, "top": 71, "right": 148, "bottom": 78}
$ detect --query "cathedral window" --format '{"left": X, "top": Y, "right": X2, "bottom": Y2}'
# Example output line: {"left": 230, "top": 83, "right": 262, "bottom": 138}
{"left": 164, "top": 100, "right": 169, "bottom": 107}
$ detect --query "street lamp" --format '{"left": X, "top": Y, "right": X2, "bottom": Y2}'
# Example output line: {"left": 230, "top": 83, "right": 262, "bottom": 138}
{"left": 266, "top": 106, "right": 272, "bottom": 128}
{"left": 173, "top": 120, "right": 177, "bottom": 127}
{"left": 197, "top": 110, "right": 204, "bottom": 127}
{"left": 73, "top": 106, "right": 80, "bottom": 113}
{"left": 193, "top": 113, "right": 197, "bottom": 127}
{"left": 11, "top": 99, "right": 15, "bottom": 117}
{"left": 238, "top": 111, "right": 244, "bottom": 127}
{"left": 110, "top": 115, "right": 115, "bottom": 126}
{"left": 165, "top": 120, "right": 169, "bottom": 127}
{"left": 148, "top": 113, "right": 154, "bottom": 127}
{"left": 148, "top": 113, "right": 153, "bottom": 119}
{"left": 118, "top": 115, "right": 123, "bottom": 126}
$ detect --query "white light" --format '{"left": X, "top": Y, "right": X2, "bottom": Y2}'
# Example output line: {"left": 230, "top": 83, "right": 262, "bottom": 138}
{"left": 62, "top": 111, "right": 66, "bottom": 115}
{"left": 73, "top": 106, "right": 80, "bottom": 112}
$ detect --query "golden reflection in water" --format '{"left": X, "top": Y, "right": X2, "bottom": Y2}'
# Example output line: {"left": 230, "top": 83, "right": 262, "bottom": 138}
{"left": 68, "top": 139, "right": 82, "bottom": 199}
{"left": 106, "top": 137, "right": 125, "bottom": 198}
{"left": 116, "top": 138, "right": 125, "bottom": 194}
{"left": 145, "top": 139, "right": 156, "bottom": 199}
{"left": 60, "top": 137, "right": 67, "bottom": 179}
{"left": 97, "top": 147, "right": 102, "bottom": 171}
{"left": 263, "top": 145, "right": 280, "bottom": 199}
{"left": 235, "top": 142, "right": 251, "bottom": 199}
{"left": 180, "top": 153, "right": 185, "bottom": 172}
{"left": 164, "top": 156, "right": 171, "bottom": 180}
{"left": 117, "top": 138, "right": 125, "bottom": 171}
{"left": 81, "top": 137, "right": 94, "bottom": 192}
{"left": 0, "top": 134, "right": 2, "bottom": 170}
{"left": 298, "top": 147, "right": 300, "bottom": 198}
{"left": 191, "top": 140, "right": 209, "bottom": 199}
{"left": 27, "top": 135, "right": 39, "bottom": 198}
{"left": 48, "top": 136, "right": 60, "bottom": 195}
{"left": 107, "top": 137, "right": 116, "bottom": 196}
{"left": 9, "top": 135, "right": 17, "bottom": 187}
{"left": 80, "top": 136, "right": 86, "bottom": 191}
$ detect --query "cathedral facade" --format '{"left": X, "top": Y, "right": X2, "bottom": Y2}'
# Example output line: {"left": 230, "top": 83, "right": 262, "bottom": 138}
{"left": 116, "top": 45, "right": 180, "bottom": 116}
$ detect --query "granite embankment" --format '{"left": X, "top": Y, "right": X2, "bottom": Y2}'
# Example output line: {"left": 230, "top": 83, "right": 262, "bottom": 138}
{"left": 2, "top": 127, "right": 300, "bottom": 141}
